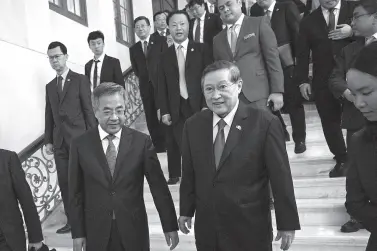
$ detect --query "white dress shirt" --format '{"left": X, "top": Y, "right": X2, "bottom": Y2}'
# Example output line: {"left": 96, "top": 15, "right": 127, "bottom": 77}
{"left": 207, "top": 2, "right": 215, "bottom": 13}
{"left": 321, "top": 0, "right": 341, "bottom": 28}
{"left": 213, "top": 100, "right": 239, "bottom": 143}
{"left": 90, "top": 53, "right": 106, "bottom": 91}
{"left": 227, "top": 14, "right": 245, "bottom": 47}
{"left": 98, "top": 125, "right": 122, "bottom": 155}
{"left": 173, "top": 38, "right": 189, "bottom": 59}
{"left": 140, "top": 35, "right": 151, "bottom": 53}
{"left": 267, "top": 1, "right": 277, "bottom": 18}
{"left": 365, "top": 32, "right": 377, "bottom": 45}
{"left": 158, "top": 29, "right": 168, "bottom": 36}
{"left": 57, "top": 68, "right": 70, "bottom": 90}
{"left": 193, "top": 11, "right": 206, "bottom": 43}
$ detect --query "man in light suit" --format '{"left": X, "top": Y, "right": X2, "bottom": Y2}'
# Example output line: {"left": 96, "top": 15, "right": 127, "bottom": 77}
{"left": 178, "top": 61, "right": 300, "bottom": 251}
{"left": 69, "top": 83, "right": 179, "bottom": 251}
{"left": 45, "top": 41, "right": 97, "bottom": 234}
{"left": 213, "top": 0, "right": 284, "bottom": 113}
{"left": 85, "top": 31, "right": 125, "bottom": 90}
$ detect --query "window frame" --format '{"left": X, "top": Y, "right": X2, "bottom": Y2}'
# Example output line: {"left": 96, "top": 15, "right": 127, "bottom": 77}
{"left": 113, "top": 0, "right": 135, "bottom": 47}
{"left": 49, "top": 0, "right": 88, "bottom": 26}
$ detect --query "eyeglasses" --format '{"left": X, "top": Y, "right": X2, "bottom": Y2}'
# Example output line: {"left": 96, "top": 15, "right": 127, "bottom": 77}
{"left": 47, "top": 54, "right": 64, "bottom": 61}
{"left": 102, "top": 109, "right": 125, "bottom": 118}
{"left": 203, "top": 82, "right": 236, "bottom": 95}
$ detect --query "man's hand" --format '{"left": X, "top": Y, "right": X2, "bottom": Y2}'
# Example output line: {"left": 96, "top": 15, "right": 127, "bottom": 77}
{"left": 162, "top": 114, "right": 172, "bottom": 126}
{"left": 29, "top": 242, "right": 43, "bottom": 250}
{"left": 73, "top": 238, "right": 86, "bottom": 251}
{"left": 45, "top": 143, "right": 54, "bottom": 155}
{"left": 275, "top": 231, "right": 295, "bottom": 250}
{"left": 328, "top": 24, "right": 353, "bottom": 40}
{"left": 164, "top": 231, "right": 179, "bottom": 250}
{"left": 267, "top": 93, "right": 284, "bottom": 111}
{"left": 343, "top": 89, "right": 354, "bottom": 103}
{"left": 178, "top": 216, "right": 192, "bottom": 234}
{"left": 299, "top": 83, "right": 312, "bottom": 100}
{"left": 157, "top": 109, "right": 161, "bottom": 121}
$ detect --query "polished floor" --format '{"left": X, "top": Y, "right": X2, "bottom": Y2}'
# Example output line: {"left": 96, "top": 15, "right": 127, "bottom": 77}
{"left": 42, "top": 105, "right": 371, "bottom": 251}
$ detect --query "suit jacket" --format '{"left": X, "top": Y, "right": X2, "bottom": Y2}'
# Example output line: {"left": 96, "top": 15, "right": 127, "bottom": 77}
{"left": 44, "top": 70, "right": 97, "bottom": 149}
{"left": 69, "top": 126, "right": 178, "bottom": 251}
{"left": 130, "top": 34, "right": 168, "bottom": 106}
{"left": 213, "top": 16, "right": 284, "bottom": 102}
{"left": 345, "top": 127, "right": 377, "bottom": 238}
{"left": 189, "top": 12, "right": 223, "bottom": 52}
{"left": 278, "top": 0, "right": 307, "bottom": 14}
{"left": 0, "top": 150, "right": 43, "bottom": 251}
{"left": 249, "top": 1, "right": 301, "bottom": 60}
{"left": 85, "top": 55, "right": 125, "bottom": 88}
{"left": 295, "top": 0, "right": 357, "bottom": 91}
{"left": 158, "top": 40, "right": 213, "bottom": 124}
{"left": 328, "top": 38, "right": 366, "bottom": 130}
{"left": 180, "top": 103, "right": 300, "bottom": 250}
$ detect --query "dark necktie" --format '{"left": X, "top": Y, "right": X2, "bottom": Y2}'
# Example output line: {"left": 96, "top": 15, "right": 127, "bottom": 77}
{"left": 194, "top": 18, "right": 201, "bottom": 42}
{"left": 106, "top": 134, "right": 117, "bottom": 177}
{"left": 214, "top": 119, "right": 227, "bottom": 169}
{"left": 57, "top": 75, "right": 63, "bottom": 98}
{"left": 328, "top": 8, "right": 336, "bottom": 31}
{"left": 93, "top": 60, "right": 99, "bottom": 90}
{"left": 143, "top": 41, "right": 148, "bottom": 57}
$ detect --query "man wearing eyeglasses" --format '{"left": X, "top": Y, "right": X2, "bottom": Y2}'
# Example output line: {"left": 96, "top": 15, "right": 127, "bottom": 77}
{"left": 178, "top": 60, "right": 300, "bottom": 251}
{"left": 44, "top": 41, "right": 96, "bottom": 234}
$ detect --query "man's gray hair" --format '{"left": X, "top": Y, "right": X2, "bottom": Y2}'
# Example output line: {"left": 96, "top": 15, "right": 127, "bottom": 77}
{"left": 201, "top": 60, "right": 242, "bottom": 88}
{"left": 92, "top": 82, "right": 127, "bottom": 111}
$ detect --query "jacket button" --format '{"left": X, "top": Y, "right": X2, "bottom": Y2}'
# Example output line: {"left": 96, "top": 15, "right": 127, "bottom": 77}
{"left": 110, "top": 191, "right": 115, "bottom": 196}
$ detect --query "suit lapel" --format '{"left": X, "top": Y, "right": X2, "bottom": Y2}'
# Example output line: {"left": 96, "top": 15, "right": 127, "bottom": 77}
{"left": 112, "top": 127, "right": 133, "bottom": 183}
{"left": 221, "top": 28, "right": 233, "bottom": 59}
{"left": 337, "top": 0, "right": 349, "bottom": 25}
{"left": 100, "top": 55, "right": 108, "bottom": 82}
{"left": 216, "top": 103, "right": 248, "bottom": 173}
{"left": 201, "top": 111, "right": 217, "bottom": 173}
{"left": 91, "top": 128, "right": 113, "bottom": 183}
{"left": 49, "top": 78, "right": 59, "bottom": 106}
{"left": 235, "top": 16, "right": 248, "bottom": 56}
{"left": 60, "top": 70, "right": 73, "bottom": 104}
{"left": 314, "top": 8, "right": 329, "bottom": 34}
{"left": 203, "top": 12, "right": 210, "bottom": 41}
{"left": 168, "top": 45, "right": 179, "bottom": 72}
{"left": 185, "top": 41, "right": 194, "bottom": 69}
{"left": 271, "top": 3, "right": 280, "bottom": 27}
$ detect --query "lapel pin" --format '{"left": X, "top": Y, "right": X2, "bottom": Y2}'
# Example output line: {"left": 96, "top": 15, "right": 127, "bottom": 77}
{"left": 236, "top": 125, "right": 242, "bottom": 131}
{"left": 276, "top": 8, "right": 279, "bottom": 11}
{"left": 151, "top": 41, "right": 154, "bottom": 45}
{"left": 67, "top": 79, "right": 70, "bottom": 82}
{"left": 191, "top": 48, "right": 194, "bottom": 52}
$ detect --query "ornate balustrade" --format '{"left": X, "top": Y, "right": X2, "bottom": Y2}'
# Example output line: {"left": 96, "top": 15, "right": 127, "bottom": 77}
{"left": 18, "top": 67, "right": 143, "bottom": 223}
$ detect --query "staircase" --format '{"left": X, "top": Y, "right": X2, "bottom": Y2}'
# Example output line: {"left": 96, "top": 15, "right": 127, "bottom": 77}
{"left": 42, "top": 105, "right": 371, "bottom": 251}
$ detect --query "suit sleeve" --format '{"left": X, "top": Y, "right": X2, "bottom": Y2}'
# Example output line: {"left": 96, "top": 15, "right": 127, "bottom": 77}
{"left": 259, "top": 16, "right": 284, "bottom": 93}
{"left": 180, "top": 121, "right": 196, "bottom": 217}
{"left": 79, "top": 76, "right": 97, "bottom": 129}
{"left": 84, "top": 62, "right": 90, "bottom": 79}
{"left": 143, "top": 136, "right": 178, "bottom": 232}
{"left": 264, "top": 116, "right": 300, "bottom": 231}
{"left": 201, "top": 44, "right": 212, "bottom": 109}
{"left": 295, "top": 19, "right": 311, "bottom": 86}
{"left": 9, "top": 152, "right": 44, "bottom": 243}
{"left": 68, "top": 139, "right": 86, "bottom": 238}
{"left": 113, "top": 59, "right": 125, "bottom": 88}
{"left": 286, "top": 2, "right": 301, "bottom": 58}
{"left": 44, "top": 86, "right": 54, "bottom": 145}
{"left": 345, "top": 137, "right": 377, "bottom": 233}
{"left": 158, "top": 55, "right": 169, "bottom": 116}
{"left": 213, "top": 36, "right": 221, "bottom": 61}
{"left": 328, "top": 49, "right": 348, "bottom": 98}
{"left": 129, "top": 48, "right": 139, "bottom": 78}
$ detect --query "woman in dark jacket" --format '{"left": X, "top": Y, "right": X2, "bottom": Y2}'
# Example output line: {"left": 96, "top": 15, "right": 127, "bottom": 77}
{"left": 345, "top": 42, "right": 377, "bottom": 251}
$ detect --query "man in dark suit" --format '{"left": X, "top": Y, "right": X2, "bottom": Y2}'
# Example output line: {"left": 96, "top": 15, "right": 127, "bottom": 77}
{"left": 188, "top": 0, "right": 223, "bottom": 53}
{"left": 153, "top": 11, "right": 170, "bottom": 37}
{"left": 250, "top": 0, "right": 307, "bottom": 153}
{"left": 178, "top": 61, "right": 300, "bottom": 251}
{"left": 45, "top": 41, "right": 97, "bottom": 234}
{"left": 205, "top": 0, "right": 219, "bottom": 14}
{"left": 295, "top": 0, "right": 357, "bottom": 177}
{"left": 69, "top": 83, "right": 179, "bottom": 251}
{"left": 213, "top": 0, "right": 284, "bottom": 113}
{"left": 130, "top": 16, "right": 167, "bottom": 152}
{"left": 0, "top": 149, "right": 45, "bottom": 251}
{"left": 159, "top": 10, "right": 213, "bottom": 185}
{"left": 345, "top": 42, "right": 377, "bottom": 251}
{"left": 85, "top": 31, "right": 125, "bottom": 90}
{"left": 329, "top": 0, "right": 377, "bottom": 233}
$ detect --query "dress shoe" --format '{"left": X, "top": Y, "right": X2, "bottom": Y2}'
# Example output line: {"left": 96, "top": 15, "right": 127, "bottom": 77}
{"left": 56, "top": 224, "right": 71, "bottom": 234}
{"left": 284, "top": 131, "right": 291, "bottom": 142}
{"left": 329, "top": 163, "right": 346, "bottom": 178}
{"left": 341, "top": 219, "right": 365, "bottom": 233}
{"left": 294, "top": 142, "right": 306, "bottom": 154}
{"left": 167, "top": 177, "right": 180, "bottom": 185}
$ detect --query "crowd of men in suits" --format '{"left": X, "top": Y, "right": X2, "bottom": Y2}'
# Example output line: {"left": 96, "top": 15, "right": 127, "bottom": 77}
{"left": 1, "top": 0, "right": 377, "bottom": 250}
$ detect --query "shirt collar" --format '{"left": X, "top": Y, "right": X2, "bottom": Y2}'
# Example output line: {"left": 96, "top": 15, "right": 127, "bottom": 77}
{"left": 94, "top": 53, "right": 105, "bottom": 62}
{"left": 158, "top": 29, "right": 167, "bottom": 35}
{"left": 141, "top": 35, "right": 151, "bottom": 43}
{"left": 174, "top": 38, "right": 189, "bottom": 50}
{"left": 98, "top": 125, "right": 122, "bottom": 141}
{"left": 213, "top": 99, "right": 240, "bottom": 129}
{"left": 57, "top": 68, "right": 69, "bottom": 80}
{"left": 199, "top": 11, "right": 207, "bottom": 20}
{"left": 321, "top": 0, "right": 341, "bottom": 12}
{"left": 227, "top": 14, "right": 245, "bottom": 30}
{"left": 372, "top": 32, "right": 377, "bottom": 40}
{"left": 268, "top": 1, "right": 277, "bottom": 12}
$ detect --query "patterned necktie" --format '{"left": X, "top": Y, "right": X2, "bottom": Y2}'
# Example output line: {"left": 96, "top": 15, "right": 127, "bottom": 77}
{"left": 194, "top": 18, "right": 201, "bottom": 42}
{"left": 230, "top": 24, "right": 238, "bottom": 56}
{"left": 57, "top": 75, "right": 63, "bottom": 97}
{"left": 328, "top": 8, "right": 336, "bottom": 31}
{"left": 214, "top": 119, "right": 227, "bottom": 169}
{"left": 93, "top": 60, "right": 99, "bottom": 90}
{"left": 177, "top": 45, "right": 189, "bottom": 99}
{"left": 143, "top": 41, "right": 148, "bottom": 57}
{"left": 106, "top": 134, "right": 117, "bottom": 177}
